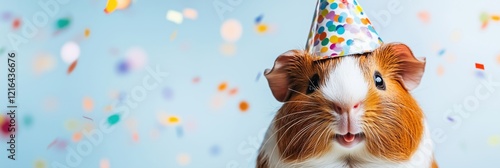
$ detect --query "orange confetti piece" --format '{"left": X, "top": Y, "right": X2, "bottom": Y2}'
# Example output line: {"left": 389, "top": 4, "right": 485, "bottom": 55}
{"left": 104, "top": 0, "right": 118, "bottom": 14}
{"left": 496, "top": 54, "right": 500, "bottom": 64}
{"left": 228, "top": 88, "right": 238, "bottom": 96}
{"left": 492, "top": 15, "right": 500, "bottom": 21}
{"left": 418, "top": 11, "right": 430, "bottom": 24}
{"left": 67, "top": 60, "right": 77, "bottom": 74}
{"left": 481, "top": 21, "right": 489, "bottom": 29}
{"left": 475, "top": 63, "right": 485, "bottom": 70}
{"left": 84, "top": 28, "right": 90, "bottom": 38}
{"left": 437, "top": 65, "right": 444, "bottom": 77}
{"left": 100, "top": 159, "right": 110, "bottom": 168}
{"left": 218, "top": 82, "right": 228, "bottom": 91}
{"left": 72, "top": 132, "right": 82, "bottom": 142}
{"left": 12, "top": 18, "right": 21, "bottom": 30}
{"left": 239, "top": 101, "right": 249, "bottom": 112}
{"left": 132, "top": 132, "right": 139, "bottom": 142}
{"left": 82, "top": 97, "right": 94, "bottom": 112}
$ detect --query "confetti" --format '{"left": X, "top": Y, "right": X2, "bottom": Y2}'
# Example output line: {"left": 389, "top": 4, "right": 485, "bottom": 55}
{"left": 221, "top": 19, "right": 242, "bottom": 42}
{"left": 475, "top": 63, "right": 485, "bottom": 70}
{"left": 210, "top": 94, "right": 228, "bottom": 110}
{"left": 56, "top": 17, "right": 71, "bottom": 30}
{"left": 1, "top": 115, "right": 11, "bottom": 136}
{"left": 192, "top": 76, "right": 200, "bottom": 84}
{"left": 1, "top": 12, "right": 12, "bottom": 21}
{"left": 33, "top": 53, "right": 56, "bottom": 76}
{"left": 239, "top": 100, "right": 249, "bottom": 112}
{"left": 125, "top": 47, "right": 148, "bottom": 70}
{"left": 162, "top": 87, "right": 174, "bottom": 100}
{"left": 117, "top": 60, "right": 130, "bottom": 74}
{"left": 220, "top": 43, "right": 237, "bottom": 56}
{"left": 47, "top": 139, "right": 58, "bottom": 149}
{"left": 492, "top": 15, "right": 500, "bottom": 21}
{"left": 116, "top": 0, "right": 131, "bottom": 9}
{"left": 108, "top": 114, "right": 120, "bottom": 125}
{"left": 446, "top": 116, "right": 454, "bottom": 122}
{"left": 209, "top": 145, "right": 221, "bottom": 156}
{"left": 496, "top": 54, "right": 500, "bottom": 64}
{"left": 218, "top": 82, "right": 228, "bottom": 91}
{"left": 167, "top": 116, "right": 180, "bottom": 125}
{"left": 437, "top": 49, "right": 446, "bottom": 56}
{"left": 170, "top": 30, "right": 177, "bottom": 41}
{"left": 255, "top": 72, "right": 262, "bottom": 82}
{"left": 475, "top": 71, "right": 485, "bottom": 79}
{"left": 67, "top": 60, "right": 78, "bottom": 75}
{"left": 255, "top": 14, "right": 264, "bottom": 24}
{"left": 488, "top": 135, "right": 500, "bottom": 146}
{"left": 61, "top": 41, "right": 80, "bottom": 64}
{"left": 228, "top": 88, "right": 238, "bottom": 96}
{"left": 183, "top": 8, "right": 198, "bottom": 20}
{"left": 255, "top": 24, "right": 269, "bottom": 34}
{"left": 64, "top": 119, "right": 80, "bottom": 131}
{"left": 34, "top": 159, "right": 46, "bottom": 168}
{"left": 82, "top": 96, "right": 94, "bottom": 112}
{"left": 132, "top": 131, "right": 139, "bottom": 142}
{"left": 12, "top": 18, "right": 20, "bottom": 29}
{"left": 176, "top": 126, "right": 183, "bottom": 138}
{"left": 177, "top": 153, "right": 191, "bottom": 166}
{"left": 84, "top": 28, "right": 91, "bottom": 38}
{"left": 480, "top": 12, "right": 490, "bottom": 22}
{"left": 104, "top": 0, "right": 118, "bottom": 14}
{"left": 437, "top": 65, "right": 444, "bottom": 77}
{"left": 72, "top": 132, "right": 82, "bottom": 142}
{"left": 0, "top": 46, "right": 5, "bottom": 54}
{"left": 83, "top": 116, "right": 93, "bottom": 121}
{"left": 23, "top": 114, "right": 33, "bottom": 127}
{"left": 166, "top": 10, "right": 183, "bottom": 24}
{"left": 100, "top": 159, "right": 110, "bottom": 168}
{"left": 418, "top": 11, "right": 430, "bottom": 24}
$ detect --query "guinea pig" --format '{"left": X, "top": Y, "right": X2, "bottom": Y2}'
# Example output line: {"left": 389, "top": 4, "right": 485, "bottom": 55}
{"left": 257, "top": 43, "right": 437, "bottom": 168}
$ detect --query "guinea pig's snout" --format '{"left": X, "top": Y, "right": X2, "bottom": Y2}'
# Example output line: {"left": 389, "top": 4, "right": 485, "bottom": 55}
{"left": 332, "top": 101, "right": 362, "bottom": 115}
{"left": 332, "top": 101, "right": 364, "bottom": 135}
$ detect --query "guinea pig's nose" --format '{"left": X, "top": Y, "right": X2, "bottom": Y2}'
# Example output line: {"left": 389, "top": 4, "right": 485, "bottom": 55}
{"left": 333, "top": 102, "right": 362, "bottom": 114}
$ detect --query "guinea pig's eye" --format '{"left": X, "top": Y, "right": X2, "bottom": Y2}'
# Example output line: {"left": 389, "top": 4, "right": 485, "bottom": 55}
{"left": 373, "top": 71, "right": 385, "bottom": 90}
{"left": 307, "top": 74, "right": 320, "bottom": 94}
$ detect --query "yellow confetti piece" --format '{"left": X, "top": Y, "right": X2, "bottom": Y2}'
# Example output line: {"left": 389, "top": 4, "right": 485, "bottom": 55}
{"left": 492, "top": 15, "right": 500, "bottom": 21}
{"left": 167, "top": 116, "right": 180, "bottom": 125}
{"left": 255, "top": 24, "right": 268, "bottom": 34}
{"left": 84, "top": 28, "right": 90, "bottom": 38}
{"left": 33, "top": 53, "right": 56, "bottom": 76}
{"left": 488, "top": 135, "right": 500, "bottom": 146}
{"left": 177, "top": 153, "right": 191, "bottom": 166}
{"left": 0, "top": 115, "right": 4, "bottom": 125}
{"left": 64, "top": 119, "right": 80, "bottom": 131}
{"left": 104, "top": 0, "right": 118, "bottom": 14}
{"left": 116, "top": 0, "right": 131, "bottom": 9}
{"left": 100, "top": 159, "right": 110, "bottom": 168}
{"left": 170, "top": 30, "right": 177, "bottom": 41}
{"left": 166, "top": 10, "right": 183, "bottom": 24}
{"left": 218, "top": 82, "right": 228, "bottom": 91}
{"left": 34, "top": 159, "right": 46, "bottom": 168}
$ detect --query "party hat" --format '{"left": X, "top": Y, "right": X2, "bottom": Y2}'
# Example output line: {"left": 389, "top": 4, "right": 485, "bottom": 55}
{"left": 305, "top": 0, "right": 383, "bottom": 59}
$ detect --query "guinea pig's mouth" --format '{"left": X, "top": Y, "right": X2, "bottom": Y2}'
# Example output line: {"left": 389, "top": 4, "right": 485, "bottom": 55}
{"left": 334, "top": 133, "right": 365, "bottom": 148}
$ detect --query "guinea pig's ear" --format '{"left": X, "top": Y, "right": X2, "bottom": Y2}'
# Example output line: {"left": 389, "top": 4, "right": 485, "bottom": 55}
{"left": 264, "top": 50, "right": 301, "bottom": 102}
{"left": 387, "top": 43, "right": 426, "bottom": 91}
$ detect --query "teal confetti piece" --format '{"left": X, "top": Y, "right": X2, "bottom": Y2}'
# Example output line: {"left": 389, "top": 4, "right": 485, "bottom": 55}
{"left": 107, "top": 113, "right": 120, "bottom": 125}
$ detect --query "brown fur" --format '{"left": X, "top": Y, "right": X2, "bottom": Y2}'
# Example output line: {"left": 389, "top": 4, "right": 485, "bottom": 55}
{"left": 256, "top": 152, "right": 269, "bottom": 168}
{"left": 262, "top": 43, "right": 430, "bottom": 165}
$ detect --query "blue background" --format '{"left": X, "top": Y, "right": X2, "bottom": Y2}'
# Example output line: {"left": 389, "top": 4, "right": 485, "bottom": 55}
{"left": 1, "top": 0, "right": 500, "bottom": 167}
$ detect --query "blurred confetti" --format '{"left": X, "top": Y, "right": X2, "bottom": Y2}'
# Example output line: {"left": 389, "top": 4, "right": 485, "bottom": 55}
{"left": 84, "top": 28, "right": 91, "bottom": 38}
{"left": 82, "top": 96, "right": 94, "bottom": 112}
{"left": 125, "top": 47, "right": 148, "bottom": 71}
{"left": 166, "top": 10, "right": 183, "bottom": 24}
{"left": 255, "top": 24, "right": 269, "bottom": 34}
{"left": 209, "top": 144, "right": 221, "bottom": 156}
{"left": 239, "top": 100, "right": 249, "bottom": 112}
{"left": 475, "top": 71, "right": 485, "bottom": 79}
{"left": 60, "top": 41, "right": 80, "bottom": 64}
{"left": 437, "top": 65, "right": 444, "bottom": 77}
{"left": 12, "top": 18, "right": 20, "bottom": 30}
{"left": 255, "top": 72, "right": 262, "bottom": 82}
{"left": 32, "top": 53, "right": 56, "bottom": 76}
{"left": 162, "top": 87, "right": 174, "bottom": 100}
{"left": 220, "top": 43, "right": 237, "bottom": 56}
{"left": 104, "top": 0, "right": 118, "bottom": 14}
{"left": 166, "top": 115, "right": 180, "bottom": 126}
{"left": 438, "top": 49, "right": 446, "bottom": 56}
{"left": 132, "top": 131, "right": 140, "bottom": 142}
{"left": 1, "top": 115, "right": 11, "bottom": 136}
{"left": 183, "top": 8, "right": 198, "bottom": 20}
{"left": 218, "top": 82, "right": 228, "bottom": 92}
{"left": 475, "top": 63, "right": 485, "bottom": 70}
{"left": 83, "top": 116, "right": 93, "bottom": 121}
{"left": 488, "top": 135, "right": 500, "bottom": 146}
{"left": 67, "top": 60, "right": 78, "bottom": 75}
{"left": 170, "top": 30, "right": 178, "bottom": 41}
{"left": 176, "top": 126, "right": 183, "bottom": 138}
{"left": 117, "top": 60, "right": 130, "bottom": 74}
{"left": 100, "top": 159, "right": 110, "bottom": 168}
{"left": 116, "top": 0, "right": 131, "bottom": 9}
{"left": 418, "top": 11, "right": 430, "bottom": 24}
{"left": 210, "top": 93, "right": 228, "bottom": 110}
{"left": 496, "top": 54, "right": 500, "bottom": 64}
{"left": 72, "top": 132, "right": 82, "bottom": 142}
{"left": 108, "top": 114, "right": 120, "bottom": 126}
{"left": 255, "top": 14, "right": 264, "bottom": 24}
{"left": 23, "top": 114, "right": 33, "bottom": 127}
{"left": 221, "top": 19, "right": 242, "bottom": 42}
{"left": 192, "top": 76, "right": 200, "bottom": 84}
{"left": 0, "top": 46, "right": 5, "bottom": 54}
{"left": 34, "top": 159, "right": 46, "bottom": 168}
{"left": 64, "top": 119, "right": 80, "bottom": 131}
{"left": 228, "top": 88, "right": 238, "bottom": 96}
{"left": 1, "top": 11, "right": 12, "bottom": 21}
{"left": 446, "top": 116, "right": 454, "bottom": 122}
{"left": 177, "top": 153, "right": 191, "bottom": 166}
{"left": 55, "top": 17, "right": 71, "bottom": 30}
